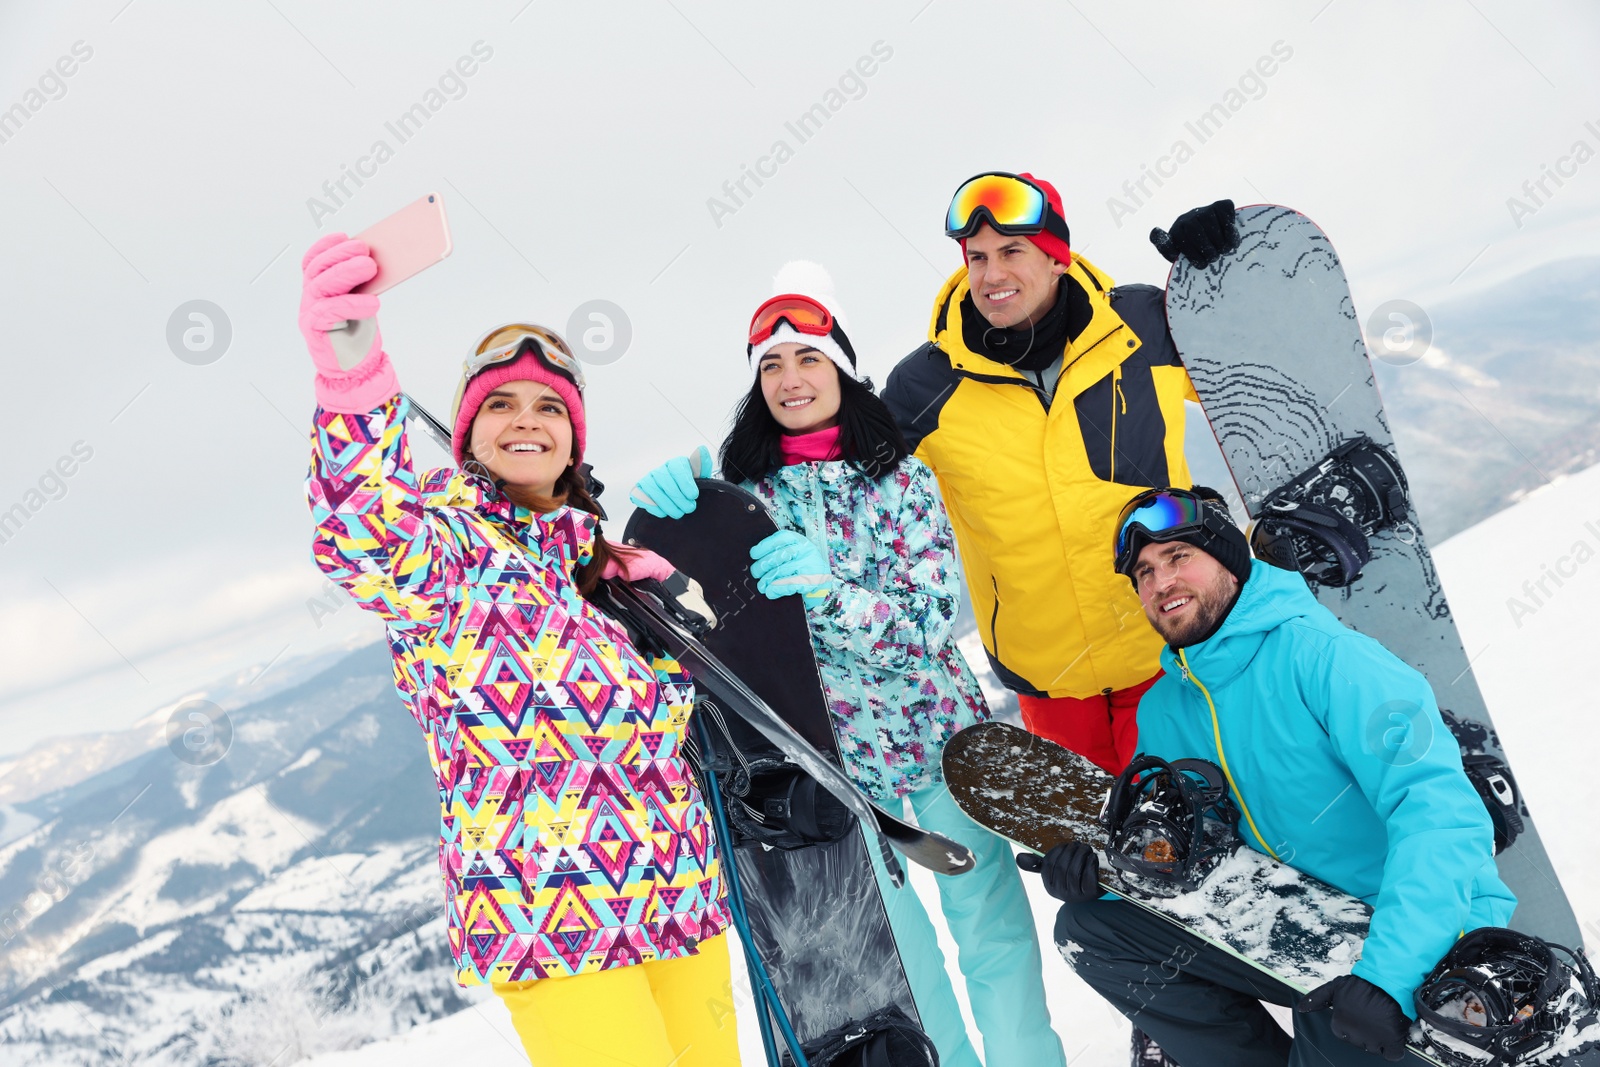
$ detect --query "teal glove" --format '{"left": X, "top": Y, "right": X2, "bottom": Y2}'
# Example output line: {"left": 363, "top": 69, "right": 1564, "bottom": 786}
{"left": 749, "top": 530, "right": 834, "bottom": 600}
{"left": 629, "top": 445, "right": 713, "bottom": 519}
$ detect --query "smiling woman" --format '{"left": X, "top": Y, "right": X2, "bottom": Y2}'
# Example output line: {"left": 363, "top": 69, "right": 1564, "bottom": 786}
{"left": 299, "top": 235, "right": 739, "bottom": 1067}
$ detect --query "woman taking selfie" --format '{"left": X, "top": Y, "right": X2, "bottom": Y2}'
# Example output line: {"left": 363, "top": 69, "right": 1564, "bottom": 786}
{"left": 631, "top": 264, "right": 1067, "bottom": 1067}
{"left": 300, "top": 233, "right": 733, "bottom": 1067}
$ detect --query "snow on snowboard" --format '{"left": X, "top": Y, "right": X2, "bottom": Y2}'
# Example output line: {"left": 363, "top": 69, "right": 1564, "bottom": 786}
{"left": 943, "top": 721, "right": 1600, "bottom": 1066}
{"left": 603, "top": 478, "right": 966, "bottom": 1066}
{"left": 1164, "top": 204, "right": 1580, "bottom": 949}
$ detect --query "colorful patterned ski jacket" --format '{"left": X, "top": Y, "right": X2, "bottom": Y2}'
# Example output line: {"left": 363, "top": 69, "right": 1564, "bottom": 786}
{"left": 745, "top": 457, "right": 990, "bottom": 802}
{"left": 1136, "top": 559, "right": 1516, "bottom": 1016}
{"left": 307, "top": 394, "right": 727, "bottom": 987}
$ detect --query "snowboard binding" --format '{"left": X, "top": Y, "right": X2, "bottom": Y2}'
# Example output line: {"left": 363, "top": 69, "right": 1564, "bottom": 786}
{"left": 1100, "top": 756, "right": 1241, "bottom": 897}
{"left": 725, "top": 756, "right": 855, "bottom": 850}
{"left": 1415, "top": 927, "right": 1600, "bottom": 1066}
{"left": 1441, "top": 710, "right": 1526, "bottom": 856}
{"left": 1250, "top": 435, "right": 1413, "bottom": 588}
{"left": 786, "top": 1005, "right": 939, "bottom": 1067}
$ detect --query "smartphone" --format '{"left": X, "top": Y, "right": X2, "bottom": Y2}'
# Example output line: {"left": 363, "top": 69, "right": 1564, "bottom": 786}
{"left": 352, "top": 192, "right": 452, "bottom": 295}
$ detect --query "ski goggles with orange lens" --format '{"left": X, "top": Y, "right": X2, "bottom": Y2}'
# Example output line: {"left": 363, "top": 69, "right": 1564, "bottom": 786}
{"left": 450, "top": 323, "right": 584, "bottom": 420}
{"left": 945, "top": 171, "right": 1071, "bottom": 242}
{"left": 747, "top": 293, "right": 835, "bottom": 347}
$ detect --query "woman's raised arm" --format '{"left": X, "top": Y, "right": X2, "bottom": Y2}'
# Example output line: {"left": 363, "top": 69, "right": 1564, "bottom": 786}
{"left": 301, "top": 234, "right": 447, "bottom": 630}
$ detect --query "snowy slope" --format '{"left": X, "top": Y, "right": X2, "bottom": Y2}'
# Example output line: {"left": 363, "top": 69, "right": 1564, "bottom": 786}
{"left": 1430, "top": 458, "right": 1600, "bottom": 933}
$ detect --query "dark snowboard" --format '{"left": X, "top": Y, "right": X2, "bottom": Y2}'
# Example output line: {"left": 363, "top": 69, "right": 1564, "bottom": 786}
{"left": 621, "top": 479, "right": 931, "bottom": 1061}
{"left": 1165, "top": 204, "right": 1579, "bottom": 947}
{"left": 944, "top": 721, "right": 1600, "bottom": 1067}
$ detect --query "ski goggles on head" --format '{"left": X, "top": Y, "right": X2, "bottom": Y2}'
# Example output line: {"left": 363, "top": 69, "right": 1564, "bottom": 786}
{"left": 449, "top": 322, "right": 585, "bottom": 423}
{"left": 465, "top": 323, "right": 585, "bottom": 389}
{"left": 747, "top": 293, "right": 835, "bottom": 347}
{"left": 945, "top": 171, "right": 1071, "bottom": 242}
{"left": 1112, "top": 488, "right": 1222, "bottom": 574}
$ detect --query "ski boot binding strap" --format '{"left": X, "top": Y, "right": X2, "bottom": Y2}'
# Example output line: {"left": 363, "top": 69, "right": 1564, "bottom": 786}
{"left": 1415, "top": 926, "right": 1600, "bottom": 1066}
{"left": 1250, "top": 435, "right": 1412, "bottom": 588}
{"left": 785, "top": 1005, "right": 938, "bottom": 1067}
{"left": 1100, "top": 755, "right": 1241, "bottom": 897}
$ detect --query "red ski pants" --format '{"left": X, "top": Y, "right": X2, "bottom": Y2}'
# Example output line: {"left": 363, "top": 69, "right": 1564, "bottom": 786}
{"left": 1017, "top": 673, "right": 1161, "bottom": 775}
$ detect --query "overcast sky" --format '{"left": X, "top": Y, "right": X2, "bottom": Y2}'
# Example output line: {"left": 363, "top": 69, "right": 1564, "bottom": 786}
{"left": 1, "top": 0, "right": 1598, "bottom": 757}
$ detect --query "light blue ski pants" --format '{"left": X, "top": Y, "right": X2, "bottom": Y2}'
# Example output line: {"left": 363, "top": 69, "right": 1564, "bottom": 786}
{"left": 866, "top": 782, "right": 1067, "bottom": 1067}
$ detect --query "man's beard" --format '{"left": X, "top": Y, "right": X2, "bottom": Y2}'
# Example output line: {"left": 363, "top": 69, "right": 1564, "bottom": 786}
{"left": 1145, "top": 568, "right": 1240, "bottom": 648}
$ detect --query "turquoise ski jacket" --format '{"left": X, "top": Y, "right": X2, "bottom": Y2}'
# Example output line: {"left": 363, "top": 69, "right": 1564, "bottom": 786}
{"left": 1135, "top": 559, "right": 1516, "bottom": 1015}
{"left": 745, "top": 458, "right": 990, "bottom": 802}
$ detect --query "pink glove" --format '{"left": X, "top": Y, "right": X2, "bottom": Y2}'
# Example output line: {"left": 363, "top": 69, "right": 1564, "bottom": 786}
{"left": 299, "top": 233, "right": 400, "bottom": 413}
{"left": 601, "top": 547, "right": 677, "bottom": 582}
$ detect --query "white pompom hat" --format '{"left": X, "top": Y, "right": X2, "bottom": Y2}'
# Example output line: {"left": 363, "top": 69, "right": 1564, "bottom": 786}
{"left": 746, "top": 260, "right": 860, "bottom": 381}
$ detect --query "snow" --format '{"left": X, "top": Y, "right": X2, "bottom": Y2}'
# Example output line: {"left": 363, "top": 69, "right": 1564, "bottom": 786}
{"left": 92, "top": 785, "right": 323, "bottom": 934}
{"left": 298, "top": 995, "right": 525, "bottom": 1067}
{"left": 1431, "top": 457, "right": 1600, "bottom": 935}
{"left": 234, "top": 845, "right": 432, "bottom": 914}
{"left": 278, "top": 747, "right": 323, "bottom": 776}
{"left": 72, "top": 927, "right": 183, "bottom": 982}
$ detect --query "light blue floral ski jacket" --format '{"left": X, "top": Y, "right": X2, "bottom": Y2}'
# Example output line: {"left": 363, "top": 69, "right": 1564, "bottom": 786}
{"left": 745, "top": 457, "right": 990, "bottom": 802}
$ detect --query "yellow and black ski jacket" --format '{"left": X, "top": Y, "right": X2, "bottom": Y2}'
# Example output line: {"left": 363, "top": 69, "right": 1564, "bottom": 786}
{"left": 881, "top": 256, "right": 1196, "bottom": 699}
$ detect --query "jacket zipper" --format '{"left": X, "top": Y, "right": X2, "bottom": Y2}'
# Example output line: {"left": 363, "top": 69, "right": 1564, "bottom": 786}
{"left": 1176, "top": 648, "right": 1280, "bottom": 860}
{"left": 989, "top": 576, "right": 1002, "bottom": 661}
{"left": 1110, "top": 367, "right": 1127, "bottom": 484}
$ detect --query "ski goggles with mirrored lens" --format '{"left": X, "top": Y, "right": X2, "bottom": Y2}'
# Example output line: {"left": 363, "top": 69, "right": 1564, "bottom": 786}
{"left": 748, "top": 294, "right": 835, "bottom": 347}
{"left": 450, "top": 323, "right": 585, "bottom": 420}
{"left": 945, "top": 171, "right": 1071, "bottom": 242}
{"left": 466, "top": 323, "right": 585, "bottom": 388}
{"left": 1113, "top": 489, "right": 1216, "bottom": 572}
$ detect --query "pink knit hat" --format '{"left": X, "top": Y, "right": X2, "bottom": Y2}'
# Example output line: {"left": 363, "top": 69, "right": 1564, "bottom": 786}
{"left": 450, "top": 344, "right": 587, "bottom": 466}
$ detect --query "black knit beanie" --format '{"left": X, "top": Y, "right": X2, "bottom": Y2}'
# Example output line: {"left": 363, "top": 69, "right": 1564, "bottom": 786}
{"left": 1121, "top": 486, "right": 1253, "bottom": 588}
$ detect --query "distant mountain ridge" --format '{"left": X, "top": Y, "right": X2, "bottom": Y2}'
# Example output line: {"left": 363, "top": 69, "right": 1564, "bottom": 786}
{"left": 1375, "top": 255, "right": 1600, "bottom": 538}
{"left": 1178, "top": 255, "right": 1600, "bottom": 541}
{"left": 0, "top": 642, "right": 470, "bottom": 1067}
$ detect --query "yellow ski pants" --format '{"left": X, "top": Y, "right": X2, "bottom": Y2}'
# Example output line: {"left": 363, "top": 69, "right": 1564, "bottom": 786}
{"left": 492, "top": 933, "right": 739, "bottom": 1067}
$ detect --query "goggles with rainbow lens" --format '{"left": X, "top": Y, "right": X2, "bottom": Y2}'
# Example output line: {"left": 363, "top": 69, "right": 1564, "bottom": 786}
{"left": 1112, "top": 488, "right": 1231, "bottom": 577}
{"left": 945, "top": 171, "right": 1072, "bottom": 243}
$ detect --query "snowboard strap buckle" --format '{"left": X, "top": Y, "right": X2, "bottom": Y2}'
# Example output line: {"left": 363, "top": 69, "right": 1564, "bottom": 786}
{"left": 1250, "top": 435, "right": 1411, "bottom": 588}
{"left": 1101, "top": 755, "right": 1240, "bottom": 896}
{"left": 1415, "top": 927, "right": 1600, "bottom": 1066}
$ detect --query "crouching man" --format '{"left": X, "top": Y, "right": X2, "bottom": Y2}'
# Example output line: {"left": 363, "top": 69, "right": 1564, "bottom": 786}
{"left": 1029, "top": 487, "right": 1516, "bottom": 1066}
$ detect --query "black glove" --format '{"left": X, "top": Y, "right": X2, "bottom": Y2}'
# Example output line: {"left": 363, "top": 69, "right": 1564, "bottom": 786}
{"left": 1015, "top": 841, "right": 1102, "bottom": 903}
{"left": 1150, "top": 199, "right": 1239, "bottom": 267}
{"left": 1297, "top": 975, "right": 1411, "bottom": 1062}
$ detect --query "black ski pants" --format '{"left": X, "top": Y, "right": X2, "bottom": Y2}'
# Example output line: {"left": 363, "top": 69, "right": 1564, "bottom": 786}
{"left": 1054, "top": 897, "right": 1433, "bottom": 1067}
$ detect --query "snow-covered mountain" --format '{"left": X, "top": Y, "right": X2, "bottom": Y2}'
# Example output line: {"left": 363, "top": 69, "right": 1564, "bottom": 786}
{"left": 0, "top": 643, "right": 476, "bottom": 1066}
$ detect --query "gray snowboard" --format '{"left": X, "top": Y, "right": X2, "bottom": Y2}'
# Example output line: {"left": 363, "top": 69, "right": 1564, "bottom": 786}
{"left": 1165, "top": 204, "right": 1580, "bottom": 947}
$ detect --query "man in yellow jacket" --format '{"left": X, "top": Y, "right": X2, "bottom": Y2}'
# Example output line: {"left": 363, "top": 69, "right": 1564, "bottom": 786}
{"left": 882, "top": 171, "right": 1237, "bottom": 776}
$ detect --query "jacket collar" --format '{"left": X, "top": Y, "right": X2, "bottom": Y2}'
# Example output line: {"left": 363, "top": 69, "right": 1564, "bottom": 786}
{"left": 1158, "top": 560, "right": 1318, "bottom": 690}
{"left": 928, "top": 254, "right": 1125, "bottom": 384}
